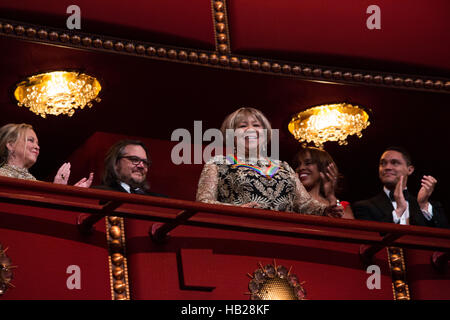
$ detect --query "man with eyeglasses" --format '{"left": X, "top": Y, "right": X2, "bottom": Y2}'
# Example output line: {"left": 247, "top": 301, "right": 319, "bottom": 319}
{"left": 94, "top": 139, "right": 166, "bottom": 197}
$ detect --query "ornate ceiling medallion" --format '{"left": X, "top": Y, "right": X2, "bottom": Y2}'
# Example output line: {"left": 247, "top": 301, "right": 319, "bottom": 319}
{"left": 0, "top": 244, "right": 15, "bottom": 295}
{"left": 246, "top": 261, "right": 306, "bottom": 300}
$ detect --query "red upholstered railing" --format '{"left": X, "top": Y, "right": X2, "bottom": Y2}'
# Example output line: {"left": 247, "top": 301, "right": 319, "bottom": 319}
{"left": 1, "top": 176, "right": 450, "bottom": 300}
{"left": 1, "top": 176, "right": 449, "bottom": 253}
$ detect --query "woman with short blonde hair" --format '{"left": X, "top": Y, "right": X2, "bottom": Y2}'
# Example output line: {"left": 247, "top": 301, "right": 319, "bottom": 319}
{"left": 0, "top": 123, "right": 93, "bottom": 187}
{"left": 220, "top": 107, "right": 273, "bottom": 144}
{"left": 196, "top": 107, "right": 344, "bottom": 218}
{"left": 0, "top": 123, "right": 33, "bottom": 166}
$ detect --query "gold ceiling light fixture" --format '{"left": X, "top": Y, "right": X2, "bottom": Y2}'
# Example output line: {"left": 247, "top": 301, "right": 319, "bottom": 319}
{"left": 288, "top": 103, "right": 370, "bottom": 148}
{"left": 14, "top": 71, "right": 101, "bottom": 118}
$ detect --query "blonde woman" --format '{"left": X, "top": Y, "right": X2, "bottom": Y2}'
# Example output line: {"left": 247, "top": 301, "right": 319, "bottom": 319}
{"left": 196, "top": 107, "right": 344, "bottom": 218}
{"left": 0, "top": 123, "right": 93, "bottom": 187}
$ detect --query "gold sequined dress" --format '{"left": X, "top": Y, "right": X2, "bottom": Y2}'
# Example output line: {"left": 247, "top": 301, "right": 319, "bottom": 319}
{"left": 196, "top": 155, "right": 326, "bottom": 215}
{"left": 0, "top": 164, "right": 37, "bottom": 181}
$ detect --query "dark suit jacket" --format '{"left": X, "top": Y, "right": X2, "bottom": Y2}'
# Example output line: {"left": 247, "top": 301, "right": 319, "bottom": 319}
{"left": 352, "top": 191, "right": 448, "bottom": 228}
{"left": 92, "top": 182, "right": 168, "bottom": 198}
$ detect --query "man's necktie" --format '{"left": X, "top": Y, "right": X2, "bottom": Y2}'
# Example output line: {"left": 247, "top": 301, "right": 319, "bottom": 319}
{"left": 130, "top": 187, "right": 145, "bottom": 195}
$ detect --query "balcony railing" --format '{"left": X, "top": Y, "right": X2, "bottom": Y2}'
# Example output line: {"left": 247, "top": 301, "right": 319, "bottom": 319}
{"left": 1, "top": 176, "right": 449, "bottom": 266}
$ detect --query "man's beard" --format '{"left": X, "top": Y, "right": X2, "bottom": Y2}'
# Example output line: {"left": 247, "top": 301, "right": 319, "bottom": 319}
{"left": 119, "top": 171, "right": 147, "bottom": 189}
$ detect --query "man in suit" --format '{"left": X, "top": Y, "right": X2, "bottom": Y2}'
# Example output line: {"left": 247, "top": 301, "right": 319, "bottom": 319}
{"left": 78, "top": 139, "right": 166, "bottom": 234}
{"left": 95, "top": 139, "right": 166, "bottom": 197}
{"left": 352, "top": 146, "right": 448, "bottom": 228}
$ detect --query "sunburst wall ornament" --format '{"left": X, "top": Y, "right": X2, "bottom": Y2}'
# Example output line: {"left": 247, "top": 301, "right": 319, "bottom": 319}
{"left": 288, "top": 103, "right": 370, "bottom": 148}
{"left": 246, "top": 261, "right": 306, "bottom": 300}
{"left": 14, "top": 71, "right": 102, "bottom": 118}
{"left": 0, "top": 244, "right": 15, "bottom": 295}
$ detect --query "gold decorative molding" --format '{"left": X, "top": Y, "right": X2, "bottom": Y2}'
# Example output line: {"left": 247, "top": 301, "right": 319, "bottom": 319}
{"left": 105, "top": 216, "right": 130, "bottom": 300}
{"left": 0, "top": 19, "right": 449, "bottom": 94}
{"left": 387, "top": 247, "right": 410, "bottom": 300}
{"left": 211, "top": 0, "right": 231, "bottom": 54}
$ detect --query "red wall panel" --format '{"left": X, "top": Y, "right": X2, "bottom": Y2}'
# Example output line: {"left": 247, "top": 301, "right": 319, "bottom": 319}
{"left": 406, "top": 249, "right": 450, "bottom": 300}
{"left": 0, "top": 189, "right": 111, "bottom": 299}
{"left": 125, "top": 220, "right": 394, "bottom": 300}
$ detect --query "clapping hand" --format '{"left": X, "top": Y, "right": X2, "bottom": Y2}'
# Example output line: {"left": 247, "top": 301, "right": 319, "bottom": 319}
{"left": 54, "top": 162, "right": 94, "bottom": 188}
{"left": 321, "top": 163, "right": 338, "bottom": 205}
{"left": 417, "top": 175, "right": 437, "bottom": 211}
{"left": 54, "top": 162, "right": 71, "bottom": 185}
{"left": 240, "top": 202, "right": 262, "bottom": 209}
{"left": 74, "top": 172, "right": 94, "bottom": 188}
{"left": 393, "top": 175, "right": 408, "bottom": 218}
{"left": 324, "top": 204, "right": 344, "bottom": 218}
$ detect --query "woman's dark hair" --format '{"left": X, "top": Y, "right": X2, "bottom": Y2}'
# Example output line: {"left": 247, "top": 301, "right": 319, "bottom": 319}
{"left": 102, "top": 140, "right": 151, "bottom": 188}
{"left": 384, "top": 146, "right": 413, "bottom": 166}
{"left": 292, "top": 147, "right": 336, "bottom": 175}
{"left": 292, "top": 146, "right": 344, "bottom": 196}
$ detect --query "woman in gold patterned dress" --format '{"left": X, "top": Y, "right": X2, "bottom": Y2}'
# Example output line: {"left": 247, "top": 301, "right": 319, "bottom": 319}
{"left": 196, "top": 108, "right": 344, "bottom": 217}
{"left": 0, "top": 123, "right": 93, "bottom": 186}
